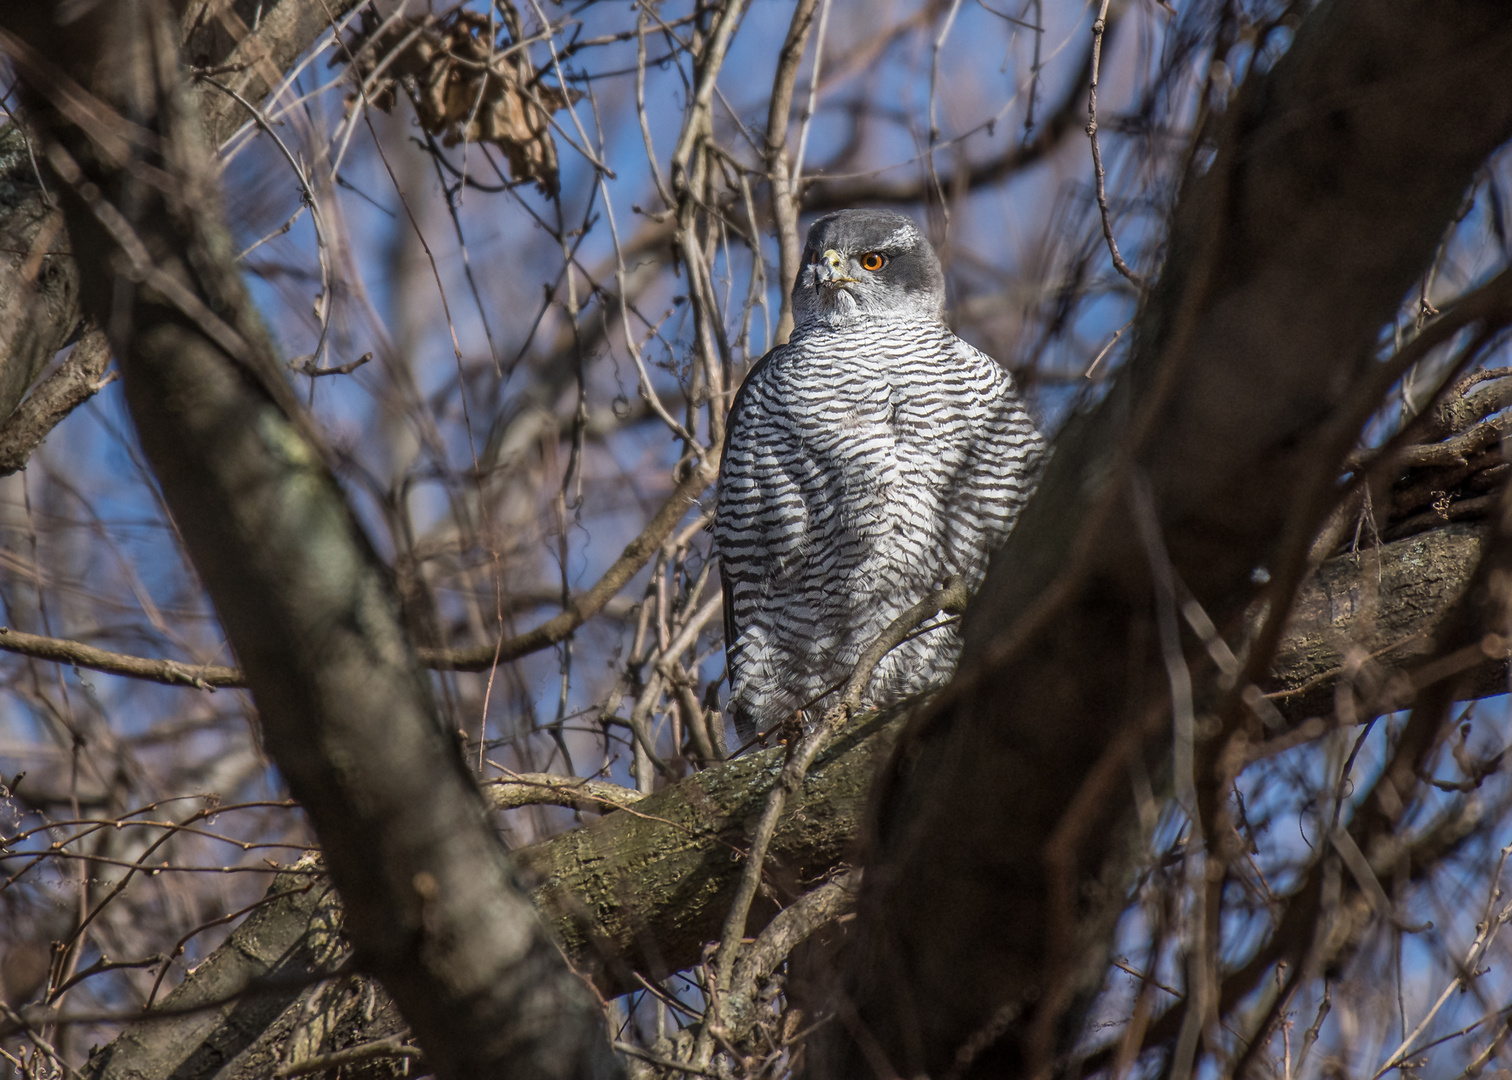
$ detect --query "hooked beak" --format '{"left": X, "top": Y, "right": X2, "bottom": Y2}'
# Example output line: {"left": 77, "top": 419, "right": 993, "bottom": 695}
{"left": 813, "top": 249, "right": 856, "bottom": 288}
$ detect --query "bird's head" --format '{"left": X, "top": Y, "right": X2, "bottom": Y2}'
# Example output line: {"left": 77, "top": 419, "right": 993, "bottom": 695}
{"left": 791, "top": 209, "right": 946, "bottom": 330}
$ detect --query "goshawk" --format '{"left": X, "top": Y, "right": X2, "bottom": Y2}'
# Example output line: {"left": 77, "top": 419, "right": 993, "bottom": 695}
{"left": 715, "top": 208, "right": 1044, "bottom": 741}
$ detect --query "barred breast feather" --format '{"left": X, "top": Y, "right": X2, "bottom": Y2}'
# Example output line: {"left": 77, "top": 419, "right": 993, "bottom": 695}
{"left": 714, "top": 313, "right": 1044, "bottom": 741}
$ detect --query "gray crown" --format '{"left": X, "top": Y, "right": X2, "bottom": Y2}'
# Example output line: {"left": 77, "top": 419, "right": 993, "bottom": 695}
{"left": 791, "top": 209, "right": 946, "bottom": 329}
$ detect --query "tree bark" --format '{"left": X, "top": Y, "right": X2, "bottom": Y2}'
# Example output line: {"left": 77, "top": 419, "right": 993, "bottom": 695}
{"left": 0, "top": 324, "right": 110, "bottom": 476}
{"left": 0, "top": 122, "right": 78, "bottom": 424}
{"left": 807, "top": 2, "right": 1512, "bottom": 1077}
{"left": 80, "top": 862, "right": 347, "bottom": 1080}
{"left": 0, "top": 4, "right": 620, "bottom": 1079}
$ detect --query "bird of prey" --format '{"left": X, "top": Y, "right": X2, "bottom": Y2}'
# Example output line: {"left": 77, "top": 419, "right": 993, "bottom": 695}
{"left": 714, "top": 208, "right": 1044, "bottom": 742}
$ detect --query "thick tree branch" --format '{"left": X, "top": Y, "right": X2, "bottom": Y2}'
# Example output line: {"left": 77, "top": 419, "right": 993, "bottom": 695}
{"left": 0, "top": 325, "right": 112, "bottom": 475}
{"left": 1267, "top": 522, "right": 1500, "bottom": 719}
{"left": 184, "top": 0, "right": 362, "bottom": 149}
{"left": 483, "top": 772, "right": 644, "bottom": 814}
{"left": 0, "top": 122, "right": 78, "bottom": 424}
{"left": 58, "top": 520, "right": 1509, "bottom": 1079}
{"left": 0, "top": 5, "right": 620, "bottom": 1079}
{"left": 808, "top": 2, "right": 1512, "bottom": 1077}
{"left": 77, "top": 861, "right": 345, "bottom": 1080}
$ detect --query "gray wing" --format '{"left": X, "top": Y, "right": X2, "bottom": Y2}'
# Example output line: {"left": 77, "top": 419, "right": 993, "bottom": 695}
{"left": 941, "top": 339, "right": 1046, "bottom": 564}
{"left": 713, "top": 346, "right": 794, "bottom": 687}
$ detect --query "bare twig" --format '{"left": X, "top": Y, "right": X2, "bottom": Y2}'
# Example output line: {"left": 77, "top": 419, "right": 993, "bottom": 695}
{"left": 1371, "top": 845, "right": 1512, "bottom": 1080}
{"left": 764, "top": 0, "right": 822, "bottom": 343}
{"left": 483, "top": 771, "right": 643, "bottom": 813}
{"left": 198, "top": 76, "right": 336, "bottom": 366}
{"left": 0, "top": 625, "right": 240, "bottom": 688}
{"left": 1293, "top": 982, "right": 1332, "bottom": 1077}
{"left": 725, "top": 869, "right": 859, "bottom": 1040}
{"left": 292, "top": 351, "right": 371, "bottom": 377}
{"left": 273, "top": 1036, "right": 423, "bottom": 1078}
{"left": 692, "top": 577, "right": 968, "bottom": 1068}
{"left": 1086, "top": 0, "right": 1143, "bottom": 288}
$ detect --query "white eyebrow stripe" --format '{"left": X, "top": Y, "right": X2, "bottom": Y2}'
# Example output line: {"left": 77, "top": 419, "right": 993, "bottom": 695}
{"left": 875, "top": 224, "right": 919, "bottom": 249}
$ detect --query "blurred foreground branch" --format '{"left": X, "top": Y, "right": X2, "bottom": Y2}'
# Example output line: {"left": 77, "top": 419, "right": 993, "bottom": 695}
{"left": 0, "top": 4, "right": 620, "bottom": 1078}
{"left": 811, "top": 1, "right": 1512, "bottom": 1076}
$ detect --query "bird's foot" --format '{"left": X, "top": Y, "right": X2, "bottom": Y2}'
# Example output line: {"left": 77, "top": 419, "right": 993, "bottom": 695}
{"left": 777, "top": 710, "right": 805, "bottom": 747}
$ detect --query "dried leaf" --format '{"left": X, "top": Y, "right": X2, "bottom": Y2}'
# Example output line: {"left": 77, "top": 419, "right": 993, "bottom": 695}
{"left": 341, "top": 8, "right": 580, "bottom": 196}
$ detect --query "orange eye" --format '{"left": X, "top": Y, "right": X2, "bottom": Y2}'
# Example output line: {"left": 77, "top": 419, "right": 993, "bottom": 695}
{"left": 860, "top": 252, "right": 887, "bottom": 272}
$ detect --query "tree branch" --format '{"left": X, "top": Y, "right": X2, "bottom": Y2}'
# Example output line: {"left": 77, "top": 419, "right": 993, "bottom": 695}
{"left": 426, "top": 457, "right": 719, "bottom": 671}
{"left": 808, "top": 1, "right": 1512, "bottom": 1075}
{"left": 0, "top": 324, "right": 112, "bottom": 475}
{"left": 0, "top": 5, "right": 621, "bottom": 1078}
{"left": 799, "top": 21, "right": 1099, "bottom": 213}
{"left": 0, "top": 0, "right": 363, "bottom": 475}
{"left": 764, "top": 0, "right": 821, "bottom": 344}
{"left": 76, "top": 860, "right": 345, "bottom": 1080}
{"left": 0, "top": 459, "right": 716, "bottom": 684}
{"left": 60, "top": 519, "right": 1509, "bottom": 1079}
